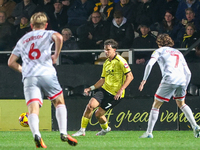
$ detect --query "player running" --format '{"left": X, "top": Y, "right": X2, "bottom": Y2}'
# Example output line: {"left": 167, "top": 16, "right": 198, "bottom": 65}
{"left": 8, "top": 12, "right": 77, "bottom": 148}
{"left": 72, "top": 39, "right": 133, "bottom": 137}
{"left": 139, "top": 33, "right": 200, "bottom": 138}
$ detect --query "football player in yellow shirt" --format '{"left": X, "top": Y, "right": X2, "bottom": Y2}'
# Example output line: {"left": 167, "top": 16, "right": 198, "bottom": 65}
{"left": 72, "top": 39, "right": 133, "bottom": 136}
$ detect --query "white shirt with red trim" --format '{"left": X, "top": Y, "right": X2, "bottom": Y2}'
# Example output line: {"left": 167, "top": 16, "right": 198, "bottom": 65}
{"left": 12, "top": 30, "right": 57, "bottom": 80}
{"left": 143, "top": 46, "right": 191, "bottom": 86}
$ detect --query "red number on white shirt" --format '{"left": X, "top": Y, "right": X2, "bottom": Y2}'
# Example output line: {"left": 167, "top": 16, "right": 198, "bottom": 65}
{"left": 28, "top": 43, "right": 41, "bottom": 60}
{"left": 171, "top": 53, "right": 179, "bottom": 68}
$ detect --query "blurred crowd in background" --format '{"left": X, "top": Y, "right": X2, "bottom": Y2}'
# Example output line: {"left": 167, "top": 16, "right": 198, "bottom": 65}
{"left": 0, "top": 0, "right": 200, "bottom": 64}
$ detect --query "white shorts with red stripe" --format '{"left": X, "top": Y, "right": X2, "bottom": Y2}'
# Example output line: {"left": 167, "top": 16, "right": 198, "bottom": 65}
{"left": 24, "top": 74, "right": 62, "bottom": 106}
{"left": 155, "top": 83, "right": 186, "bottom": 102}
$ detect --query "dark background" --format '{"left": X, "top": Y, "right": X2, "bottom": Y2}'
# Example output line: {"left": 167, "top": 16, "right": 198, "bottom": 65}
{"left": 1, "top": 63, "right": 200, "bottom": 131}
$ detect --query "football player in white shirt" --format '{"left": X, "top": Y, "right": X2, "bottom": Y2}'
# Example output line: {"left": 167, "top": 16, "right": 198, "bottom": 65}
{"left": 138, "top": 34, "right": 200, "bottom": 138}
{"left": 8, "top": 12, "right": 77, "bottom": 148}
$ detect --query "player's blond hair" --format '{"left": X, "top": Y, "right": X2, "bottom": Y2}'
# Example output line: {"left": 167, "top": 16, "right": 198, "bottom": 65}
{"left": 30, "top": 12, "right": 47, "bottom": 29}
{"left": 156, "top": 34, "right": 174, "bottom": 47}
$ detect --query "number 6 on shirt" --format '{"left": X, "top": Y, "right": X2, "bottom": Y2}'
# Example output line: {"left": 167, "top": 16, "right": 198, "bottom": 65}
{"left": 28, "top": 43, "right": 41, "bottom": 60}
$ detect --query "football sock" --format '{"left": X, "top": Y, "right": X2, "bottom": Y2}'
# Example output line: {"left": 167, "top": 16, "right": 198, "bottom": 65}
{"left": 180, "top": 104, "right": 197, "bottom": 129}
{"left": 28, "top": 113, "right": 41, "bottom": 138}
{"left": 56, "top": 104, "right": 67, "bottom": 135}
{"left": 100, "top": 122, "right": 108, "bottom": 130}
{"left": 81, "top": 116, "right": 89, "bottom": 130}
{"left": 147, "top": 108, "right": 159, "bottom": 133}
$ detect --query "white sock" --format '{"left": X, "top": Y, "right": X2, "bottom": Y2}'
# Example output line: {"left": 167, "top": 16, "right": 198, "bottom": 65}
{"left": 180, "top": 104, "right": 197, "bottom": 129}
{"left": 80, "top": 128, "right": 86, "bottom": 131}
{"left": 28, "top": 113, "right": 41, "bottom": 138}
{"left": 56, "top": 104, "right": 67, "bottom": 135}
{"left": 147, "top": 108, "right": 159, "bottom": 133}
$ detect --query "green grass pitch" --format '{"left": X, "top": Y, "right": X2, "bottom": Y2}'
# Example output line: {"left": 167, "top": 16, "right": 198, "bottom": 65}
{"left": 0, "top": 130, "right": 199, "bottom": 150}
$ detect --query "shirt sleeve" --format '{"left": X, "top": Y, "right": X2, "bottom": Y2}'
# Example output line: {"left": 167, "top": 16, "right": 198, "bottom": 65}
{"left": 142, "top": 50, "right": 159, "bottom": 80}
{"left": 123, "top": 62, "right": 131, "bottom": 74}
{"left": 150, "top": 50, "right": 160, "bottom": 60}
{"left": 120, "top": 59, "right": 131, "bottom": 74}
{"left": 50, "top": 30, "right": 57, "bottom": 43}
{"left": 101, "top": 63, "right": 106, "bottom": 78}
{"left": 12, "top": 40, "right": 22, "bottom": 57}
{"left": 181, "top": 54, "right": 191, "bottom": 88}
{"left": 183, "top": 64, "right": 191, "bottom": 88}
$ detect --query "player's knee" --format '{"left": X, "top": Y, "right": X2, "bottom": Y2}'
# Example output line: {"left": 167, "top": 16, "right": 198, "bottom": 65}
{"left": 28, "top": 102, "right": 40, "bottom": 115}
{"left": 175, "top": 99, "right": 185, "bottom": 108}
{"left": 86, "top": 104, "right": 94, "bottom": 112}
{"left": 52, "top": 96, "right": 65, "bottom": 107}
{"left": 152, "top": 99, "right": 163, "bottom": 109}
{"left": 52, "top": 99, "right": 61, "bottom": 107}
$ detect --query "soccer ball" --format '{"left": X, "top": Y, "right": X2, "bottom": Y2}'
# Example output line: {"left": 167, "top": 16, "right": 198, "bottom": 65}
{"left": 19, "top": 112, "right": 29, "bottom": 127}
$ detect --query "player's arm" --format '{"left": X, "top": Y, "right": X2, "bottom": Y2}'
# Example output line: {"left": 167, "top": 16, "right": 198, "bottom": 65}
{"left": 8, "top": 54, "right": 22, "bottom": 73}
{"left": 51, "top": 32, "right": 63, "bottom": 64}
{"left": 183, "top": 64, "right": 191, "bottom": 89}
{"left": 84, "top": 78, "right": 105, "bottom": 95}
{"left": 139, "top": 57, "right": 157, "bottom": 91}
{"left": 114, "top": 71, "right": 134, "bottom": 100}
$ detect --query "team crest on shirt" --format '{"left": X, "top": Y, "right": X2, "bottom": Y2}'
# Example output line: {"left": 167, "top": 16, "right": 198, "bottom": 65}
{"left": 124, "top": 63, "right": 129, "bottom": 68}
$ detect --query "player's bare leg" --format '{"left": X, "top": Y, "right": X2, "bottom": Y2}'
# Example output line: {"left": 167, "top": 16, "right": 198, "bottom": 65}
{"left": 72, "top": 98, "right": 99, "bottom": 136}
{"left": 28, "top": 102, "right": 47, "bottom": 148}
{"left": 176, "top": 99, "right": 200, "bottom": 138}
{"left": 95, "top": 107, "right": 107, "bottom": 124}
{"left": 83, "top": 98, "right": 100, "bottom": 118}
{"left": 140, "top": 99, "right": 163, "bottom": 138}
{"left": 52, "top": 93, "right": 77, "bottom": 146}
{"left": 95, "top": 107, "right": 111, "bottom": 136}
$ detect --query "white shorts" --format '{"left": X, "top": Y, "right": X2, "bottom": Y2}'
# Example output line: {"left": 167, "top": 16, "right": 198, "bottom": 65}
{"left": 23, "top": 74, "right": 62, "bottom": 106}
{"left": 155, "top": 83, "right": 186, "bottom": 102}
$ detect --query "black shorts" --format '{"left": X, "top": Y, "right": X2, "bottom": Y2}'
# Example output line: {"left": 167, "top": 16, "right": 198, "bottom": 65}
{"left": 93, "top": 88, "right": 123, "bottom": 111}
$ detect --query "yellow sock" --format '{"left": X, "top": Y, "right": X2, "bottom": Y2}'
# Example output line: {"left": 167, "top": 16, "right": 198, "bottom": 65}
{"left": 100, "top": 122, "right": 108, "bottom": 130}
{"left": 81, "top": 116, "right": 89, "bottom": 128}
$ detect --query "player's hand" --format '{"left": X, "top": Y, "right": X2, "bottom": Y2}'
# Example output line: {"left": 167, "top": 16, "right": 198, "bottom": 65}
{"left": 51, "top": 55, "right": 58, "bottom": 64}
{"left": 84, "top": 88, "right": 91, "bottom": 96}
{"left": 139, "top": 80, "right": 146, "bottom": 91}
{"left": 114, "top": 89, "right": 123, "bottom": 100}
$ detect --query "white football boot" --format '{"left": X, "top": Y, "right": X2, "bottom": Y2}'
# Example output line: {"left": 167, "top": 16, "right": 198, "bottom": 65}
{"left": 139, "top": 132, "right": 153, "bottom": 138}
{"left": 96, "top": 126, "right": 111, "bottom": 136}
{"left": 72, "top": 129, "right": 85, "bottom": 137}
{"left": 193, "top": 125, "right": 200, "bottom": 138}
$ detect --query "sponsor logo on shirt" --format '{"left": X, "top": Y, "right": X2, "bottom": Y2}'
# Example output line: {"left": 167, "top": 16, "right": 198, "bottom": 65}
{"left": 106, "top": 69, "right": 114, "bottom": 76}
